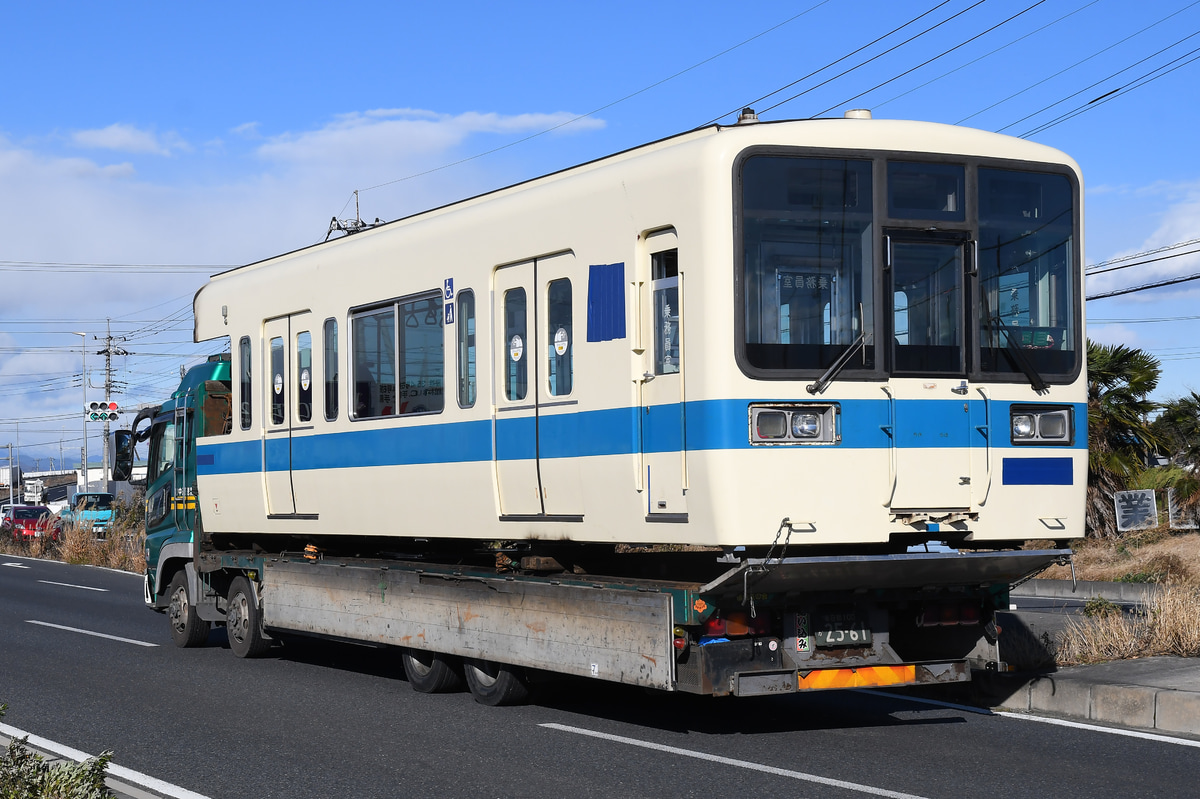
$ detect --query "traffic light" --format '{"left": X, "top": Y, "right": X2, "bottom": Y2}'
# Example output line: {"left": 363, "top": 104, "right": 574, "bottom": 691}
{"left": 86, "top": 401, "right": 120, "bottom": 422}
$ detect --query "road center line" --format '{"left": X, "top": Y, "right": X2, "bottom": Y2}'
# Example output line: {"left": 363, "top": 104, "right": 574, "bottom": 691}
{"left": 0, "top": 721, "right": 212, "bottom": 799}
{"left": 540, "top": 723, "right": 931, "bottom": 799}
{"left": 38, "top": 580, "right": 109, "bottom": 592}
{"left": 25, "top": 620, "right": 158, "bottom": 647}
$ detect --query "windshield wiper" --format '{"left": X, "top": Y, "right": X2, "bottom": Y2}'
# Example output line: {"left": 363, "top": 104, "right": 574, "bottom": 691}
{"left": 990, "top": 314, "right": 1049, "bottom": 393}
{"left": 806, "top": 332, "right": 867, "bottom": 395}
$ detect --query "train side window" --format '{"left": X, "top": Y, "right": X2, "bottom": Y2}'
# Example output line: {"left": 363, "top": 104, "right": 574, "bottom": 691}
{"left": 297, "top": 330, "right": 312, "bottom": 423}
{"left": 352, "top": 307, "right": 396, "bottom": 418}
{"left": 457, "top": 290, "right": 476, "bottom": 408}
{"left": 270, "top": 336, "right": 286, "bottom": 425}
{"left": 504, "top": 288, "right": 527, "bottom": 401}
{"left": 652, "top": 249, "right": 680, "bottom": 375}
{"left": 324, "top": 318, "right": 338, "bottom": 421}
{"left": 238, "top": 336, "right": 252, "bottom": 430}
{"left": 397, "top": 293, "right": 444, "bottom": 415}
{"left": 547, "top": 279, "right": 572, "bottom": 395}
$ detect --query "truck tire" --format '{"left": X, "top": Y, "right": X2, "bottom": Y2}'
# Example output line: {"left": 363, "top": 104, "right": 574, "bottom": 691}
{"left": 167, "top": 571, "right": 210, "bottom": 648}
{"left": 462, "top": 658, "right": 530, "bottom": 706}
{"left": 226, "top": 576, "right": 270, "bottom": 658}
{"left": 401, "top": 649, "right": 463, "bottom": 693}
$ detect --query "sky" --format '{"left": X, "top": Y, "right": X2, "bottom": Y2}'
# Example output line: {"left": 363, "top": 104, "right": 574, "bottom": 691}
{"left": 1, "top": 0, "right": 1199, "bottom": 470}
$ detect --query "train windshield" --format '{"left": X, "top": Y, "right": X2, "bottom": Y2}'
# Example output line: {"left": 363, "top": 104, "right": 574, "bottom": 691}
{"left": 739, "top": 154, "right": 1079, "bottom": 382}
{"left": 741, "top": 156, "right": 875, "bottom": 372}
{"left": 977, "top": 168, "right": 1077, "bottom": 378}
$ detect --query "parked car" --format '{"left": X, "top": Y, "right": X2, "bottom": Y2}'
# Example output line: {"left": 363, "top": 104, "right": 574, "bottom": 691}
{"left": 2, "top": 505, "right": 58, "bottom": 541}
{"left": 57, "top": 492, "right": 116, "bottom": 536}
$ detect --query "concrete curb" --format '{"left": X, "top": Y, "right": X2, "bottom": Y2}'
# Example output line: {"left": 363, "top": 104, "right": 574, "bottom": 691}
{"left": 0, "top": 731, "right": 186, "bottom": 799}
{"left": 977, "top": 672, "right": 1200, "bottom": 737}
{"left": 1011, "top": 578, "right": 1158, "bottom": 604}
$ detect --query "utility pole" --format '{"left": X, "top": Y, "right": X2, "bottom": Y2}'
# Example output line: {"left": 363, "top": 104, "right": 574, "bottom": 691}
{"left": 96, "top": 319, "right": 129, "bottom": 493}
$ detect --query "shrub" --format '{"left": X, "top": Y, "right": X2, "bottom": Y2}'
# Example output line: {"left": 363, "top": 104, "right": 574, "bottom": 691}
{"left": 0, "top": 705, "right": 114, "bottom": 798}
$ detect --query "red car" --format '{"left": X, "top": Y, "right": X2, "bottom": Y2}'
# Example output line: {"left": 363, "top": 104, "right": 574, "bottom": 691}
{"left": 2, "top": 506, "right": 57, "bottom": 541}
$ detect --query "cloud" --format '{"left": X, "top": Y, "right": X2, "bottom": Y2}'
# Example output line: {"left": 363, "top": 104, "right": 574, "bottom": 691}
{"left": 71, "top": 123, "right": 190, "bottom": 156}
{"left": 0, "top": 107, "right": 611, "bottom": 462}
{"left": 256, "top": 108, "right": 605, "bottom": 168}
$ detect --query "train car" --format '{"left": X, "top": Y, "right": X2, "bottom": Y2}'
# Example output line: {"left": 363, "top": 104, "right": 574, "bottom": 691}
{"left": 187, "top": 110, "right": 1085, "bottom": 560}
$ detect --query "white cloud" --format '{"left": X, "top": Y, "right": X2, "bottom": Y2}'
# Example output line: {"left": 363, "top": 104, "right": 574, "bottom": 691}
{"left": 71, "top": 123, "right": 190, "bottom": 156}
{"left": 0, "top": 107, "right": 610, "bottom": 462}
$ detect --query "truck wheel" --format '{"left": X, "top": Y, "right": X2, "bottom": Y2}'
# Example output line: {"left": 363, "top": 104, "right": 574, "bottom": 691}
{"left": 226, "top": 576, "right": 270, "bottom": 658}
{"left": 401, "top": 649, "right": 463, "bottom": 693}
{"left": 167, "top": 571, "right": 210, "bottom": 648}
{"left": 462, "top": 658, "right": 530, "bottom": 706}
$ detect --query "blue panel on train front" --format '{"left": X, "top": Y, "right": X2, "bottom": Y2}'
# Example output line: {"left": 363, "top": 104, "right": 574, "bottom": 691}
{"left": 1002, "top": 457, "right": 1073, "bottom": 485}
{"left": 893, "top": 400, "right": 972, "bottom": 448}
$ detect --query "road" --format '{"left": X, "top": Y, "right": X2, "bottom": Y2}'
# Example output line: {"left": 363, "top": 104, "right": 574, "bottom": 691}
{"left": 2, "top": 556, "right": 1197, "bottom": 799}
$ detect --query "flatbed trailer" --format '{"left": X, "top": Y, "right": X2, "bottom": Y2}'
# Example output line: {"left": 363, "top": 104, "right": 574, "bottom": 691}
{"left": 168, "top": 542, "right": 1066, "bottom": 703}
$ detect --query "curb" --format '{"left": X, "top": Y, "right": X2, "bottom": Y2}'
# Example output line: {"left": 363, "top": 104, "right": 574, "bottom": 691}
{"left": 0, "top": 730, "right": 193, "bottom": 799}
{"left": 966, "top": 671, "right": 1200, "bottom": 738}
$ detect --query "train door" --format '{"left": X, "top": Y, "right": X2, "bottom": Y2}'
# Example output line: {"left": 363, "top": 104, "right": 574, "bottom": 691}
{"left": 493, "top": 253, "right": 583, "bottom": 518}
{"left": 640, "top": 232, "right": 686, "bottom": 517}
{"left": 263, "top": 312, "right": 315, "bottom": 518}
{"left": 886, "top": 234, "right": 974, "bottom": 511}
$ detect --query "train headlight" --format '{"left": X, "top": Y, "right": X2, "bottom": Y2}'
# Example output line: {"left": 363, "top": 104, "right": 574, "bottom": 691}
{"left": 756, "top": 411, "right": 788, "bottom": 439}
{"left": 792, "top": 413, "right": 820, "bottom": 438}
{"left": 1012, "top": 414, "right": 1035, "bottom": 439}
{"left": 1010, "top": 406, "right": 1074, "bottom": 445}
{"left": 750, "top": 404, "right": 839, "bottom": 445}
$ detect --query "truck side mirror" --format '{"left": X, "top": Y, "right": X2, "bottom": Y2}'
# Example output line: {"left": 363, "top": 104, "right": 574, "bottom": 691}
{"left": 111, "top": 429, "right": 134, "bottom": 482}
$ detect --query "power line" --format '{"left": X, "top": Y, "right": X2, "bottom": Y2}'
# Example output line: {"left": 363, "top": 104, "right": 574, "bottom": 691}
{"left": 958, "top": 0, "right": 1200, "bottom": 125}
{"left": 809, "top": 1, "right": 1046, "bottom": 119}
{"left": 703, "top": 1, "right": 951, "bottom": 125}
{"left": 759, "top": 1, "right": 988, "bottom": 117}
{"left": 1086, "top": 271, "right": 1200, "bottom": 301}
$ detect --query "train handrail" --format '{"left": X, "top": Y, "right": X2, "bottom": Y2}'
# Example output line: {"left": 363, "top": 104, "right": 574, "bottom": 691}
{"left": 881, "top": 385, "right": 897, "bottom": 506}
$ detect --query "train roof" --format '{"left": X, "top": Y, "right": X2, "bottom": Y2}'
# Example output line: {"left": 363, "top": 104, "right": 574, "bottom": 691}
{"left": 193, "top": 115, "right": 1079, "bottom": 342}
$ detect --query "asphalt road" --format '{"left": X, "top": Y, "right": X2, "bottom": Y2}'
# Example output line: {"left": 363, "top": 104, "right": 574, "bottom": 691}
{"left": 2, "top": 556, "right": 1197, "bottom": 799}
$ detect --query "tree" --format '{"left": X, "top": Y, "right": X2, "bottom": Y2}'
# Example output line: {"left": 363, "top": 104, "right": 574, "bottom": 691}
{"left": 1085, "top": 340, "right": 1162, "bottom": 538}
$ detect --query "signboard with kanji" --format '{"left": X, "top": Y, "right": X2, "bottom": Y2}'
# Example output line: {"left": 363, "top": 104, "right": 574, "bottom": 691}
{"left": 1114, "top": 489, "right": 1158, "bottom": 532}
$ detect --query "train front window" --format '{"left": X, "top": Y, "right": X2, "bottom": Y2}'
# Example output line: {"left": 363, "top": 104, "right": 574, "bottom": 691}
{"left": 740, "top": 156, "right": 874, "bottom": 372}
{"left": 977, "top": 169, "right": 1077, "bottom": 378}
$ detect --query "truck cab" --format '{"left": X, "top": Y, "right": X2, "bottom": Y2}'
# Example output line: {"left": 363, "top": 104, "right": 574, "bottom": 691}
{"left": 58, "top": 491, "right": 115, "bottom": 536}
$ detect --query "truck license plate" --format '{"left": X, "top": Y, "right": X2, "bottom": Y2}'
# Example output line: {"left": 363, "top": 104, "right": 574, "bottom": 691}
{"left": 814, "top": 612, "right": 871, "bottom": 647}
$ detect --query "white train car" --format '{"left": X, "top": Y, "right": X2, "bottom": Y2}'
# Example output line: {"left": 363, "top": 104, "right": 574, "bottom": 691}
{"left": 191, "top": 111, "right": 1086, "bottom": 556}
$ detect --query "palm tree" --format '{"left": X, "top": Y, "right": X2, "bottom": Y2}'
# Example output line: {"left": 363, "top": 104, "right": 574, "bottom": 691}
{"left": 1086, "top": 340, "right": 1162, "bottom": 538}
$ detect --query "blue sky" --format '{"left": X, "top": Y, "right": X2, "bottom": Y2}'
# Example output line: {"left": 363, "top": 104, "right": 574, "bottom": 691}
{"left": 1, "top": 0, "right": 1199, "bottom": 468}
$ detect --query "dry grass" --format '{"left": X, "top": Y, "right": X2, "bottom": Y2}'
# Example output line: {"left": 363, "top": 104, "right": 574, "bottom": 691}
{"left": 1057, "top": 585, "right": 1200, "bottom": 665}
{"left": 0, "top": 514, "right": 145, "bottom": 574}
{"left": 1036, "top": 531, "right": 1200, "bottom": 586}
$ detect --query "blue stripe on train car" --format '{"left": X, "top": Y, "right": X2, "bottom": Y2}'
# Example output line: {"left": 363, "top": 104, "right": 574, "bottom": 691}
{"left": 1001, "top": 457, "right": 1074, "bottom": 485}
{"left": 195, "top": 398, "right": 1087, "bottom": 475}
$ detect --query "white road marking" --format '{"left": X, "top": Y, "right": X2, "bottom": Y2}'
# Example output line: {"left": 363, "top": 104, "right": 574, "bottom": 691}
{"left": 3, "top": 562, "right": 31, "bottom": 569}
{"left": 994, "top": 710, "right": 1200, "bottom": 748}
{"left": 857, "top": 688, "right": 1200, "bottom": 748}
{"left": 540, "top": 723, "right": 932, "bottom": 799}
{"left": 0, "top": 721, "right": 212, "bottom": 799}
{"left": 38, "top": 580, "right": 109, "bottom": 592}
{"left": 25, "top": 620, "right": 158, "bottom": 647}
